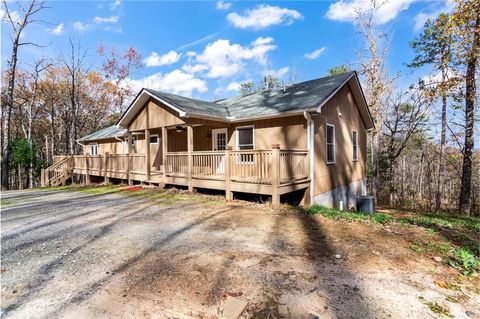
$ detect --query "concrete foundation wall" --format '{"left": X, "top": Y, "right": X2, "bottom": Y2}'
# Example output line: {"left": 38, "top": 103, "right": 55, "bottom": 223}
{"left": 312, "top": 177, "right": 367, "bottom": 209}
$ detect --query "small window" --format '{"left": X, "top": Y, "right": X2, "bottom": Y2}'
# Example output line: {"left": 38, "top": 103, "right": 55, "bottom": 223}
{"left": 236, "top": 126, "right": 254, "bottom": 164}
{"left": 237, "top": 126, "right": 254, "bottom": 150}
{"left": 326, "top": 124, "right": 335, "bottom": 164}
{"left": 352, "top": 130, "right": 358, "bottom": 161}
{"left": 149, "top": 134, "right": 158, "bottom": 144}
{"left": 89, "top": 143, "right": 98, "bottom": 156}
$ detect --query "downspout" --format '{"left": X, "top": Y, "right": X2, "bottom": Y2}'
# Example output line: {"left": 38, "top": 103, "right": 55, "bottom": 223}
{"left": 76, "top": 140, "right": 85, "bottom": 154}
{"left": 303, "top": 111, "right": 315, "bottom": 205}
{"left": 115, "top": 136, "right": 126, "bottom": 154}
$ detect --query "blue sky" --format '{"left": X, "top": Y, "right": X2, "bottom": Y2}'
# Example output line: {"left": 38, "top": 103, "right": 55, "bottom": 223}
{"left": 1, "top": 0, "right": 452, "bottom": 101}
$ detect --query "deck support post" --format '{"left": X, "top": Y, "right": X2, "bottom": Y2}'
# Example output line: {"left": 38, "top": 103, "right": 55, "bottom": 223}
{"left": 127, "top": 132, "right": 133, "bottom": 185}
{"left": 187, "top": 124, "right": 193, "bottom": 192}
{"left": 271, "top": 144, "right": 281, "bottom": 205}
{"left": 104, "top": 152, "right": 110, "bottom": 184}
{"left": 162, "top": 126, "right": 167, "bottom": 178}
{"left": 85, "top": 154, "right": 91, "bottom": 185}
{"left": 225, "top": 146, "right": 233, "bottom": 201}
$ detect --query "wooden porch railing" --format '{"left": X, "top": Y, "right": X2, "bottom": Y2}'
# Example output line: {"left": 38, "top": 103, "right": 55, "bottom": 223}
{"left": 47, "top": 147, "right": 309, "bottom": 205}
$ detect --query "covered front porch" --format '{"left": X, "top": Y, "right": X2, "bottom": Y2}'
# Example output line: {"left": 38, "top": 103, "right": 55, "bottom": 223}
{"left": 43, "top": 122, "right": 310, "bottom": 204}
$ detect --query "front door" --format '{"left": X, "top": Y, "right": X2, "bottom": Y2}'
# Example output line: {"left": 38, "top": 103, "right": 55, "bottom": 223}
{"left": 212, "top": 128, "right": 227, "bottom": 174}
{"left": 212, "top": 128, "right": 227, "bottom": 151}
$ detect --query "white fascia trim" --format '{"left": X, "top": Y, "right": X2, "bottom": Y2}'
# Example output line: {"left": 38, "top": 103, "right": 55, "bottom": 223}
{"left": 143, "top": 91, "right": 187, "bottom": 118}
{"left": 117, "top": 89, "right": 187, "bottom": 127}
{"left": 303, "top": 111, "right": 315, "bottom": 204}
{"left": 315, "top": 73, "right": 355, "bottom": 113}
{"left": 185, "top": 108, "right": 318, "bottom": 124}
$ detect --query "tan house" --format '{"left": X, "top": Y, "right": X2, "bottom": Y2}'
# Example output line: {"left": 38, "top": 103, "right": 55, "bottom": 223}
{"left": 43, "top": 71, "right": 374, "bottom": 208}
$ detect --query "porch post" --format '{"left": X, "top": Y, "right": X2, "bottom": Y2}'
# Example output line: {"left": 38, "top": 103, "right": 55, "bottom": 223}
{"left": 85, "top": 153, "right": 91, "bottom": 185}
{"left": 187, "top": 124, "right": 193, "bottom": 192}
{"left": 271, "top": 144, "right": 280, "bottom": 205}
{"left": 162, "top": 126, "right": 167, "bottom": 177}
{"left": 41, "top": 169, "right": 46, "bottom": 187}
{"left": 145, "top": 129, "right": 151, "bottom": 181}
{"left": 104, "top": 152, "right": 110, "bottom": 184}
{"left": 225, "top": 146, "right": 232, "bottom": 201}
{"left": 127, "top": 132, "right": 132, "bottom": 185}
{"left": 145, "top": 104, "right": 151, "bottom": 181}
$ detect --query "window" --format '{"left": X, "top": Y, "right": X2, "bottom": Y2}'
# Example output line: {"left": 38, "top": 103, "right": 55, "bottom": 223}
{"left": 236, "top": 126, "right": 254, "bottom": 163}
{"left": 237, "top": 126, "right": 254, "bottom": 150}
{"left": 352, "top": 130, "right": 358, "bottom": 161}
{"left": 89, "top": 143, "right": 98, "bottom": 156}
{"left": 326, "top": 124, "right": 335, "bottom": 164}
{"left": 149, "top": 134, "right": 158, "bottom": 144}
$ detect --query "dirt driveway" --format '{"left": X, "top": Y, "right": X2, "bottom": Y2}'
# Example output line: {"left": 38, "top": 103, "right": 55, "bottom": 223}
{"left": 1, "top": 188, "right": 478, "bottom": 318}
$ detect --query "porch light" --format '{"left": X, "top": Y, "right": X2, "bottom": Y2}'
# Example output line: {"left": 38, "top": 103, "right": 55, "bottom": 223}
{"left": 176, "top": 125, "right": 182, "bottom": 132}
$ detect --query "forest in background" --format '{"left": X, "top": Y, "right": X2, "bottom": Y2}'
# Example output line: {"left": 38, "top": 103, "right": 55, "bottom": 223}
{"left": 1, "top": 0, "right": 479, "bottom": 215}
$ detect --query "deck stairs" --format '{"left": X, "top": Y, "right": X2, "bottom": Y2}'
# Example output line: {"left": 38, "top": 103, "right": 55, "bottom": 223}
{"left": 41, "top": 156, "right": 74, "bottom": 187}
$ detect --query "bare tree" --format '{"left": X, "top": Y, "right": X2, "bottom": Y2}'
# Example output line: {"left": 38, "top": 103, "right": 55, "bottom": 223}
{"left": 382, "top": 88, "right": 429, "bottom": 205}
{"left": 354, "top": 0, "right": 395, "bottom": 198}
{"left": 1, "top": 0, "right": 49, "bottom": 190}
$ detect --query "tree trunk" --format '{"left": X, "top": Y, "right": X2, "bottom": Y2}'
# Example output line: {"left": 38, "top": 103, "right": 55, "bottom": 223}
{"left": 435, "top": 92, "right": 447, "bottom": 213}
{"left": 1, "top": 35, "right": 20, "bottom": 190}
{"left": 459, "top": 11, "right": 479, "bottom": 215}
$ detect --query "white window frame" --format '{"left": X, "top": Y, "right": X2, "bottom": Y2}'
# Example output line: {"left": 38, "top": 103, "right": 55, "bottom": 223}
{"left": 89, "top": 143, "right": 98, "bottom": 156}
{"left": 326, "top": 124, "right": 335, "bottom": 164}
{"left": 211, "top": 128, "right": 228, "bottom": 151}
{"left": 236, "top": 125, "right": 255, "bottom": 150}
{"left": 235, "top": 125, "right": 255, "bottom": 164}
{"left": 149, "top": 134, "right": 159, "bottom": 145}
{"left": 352, "top": 130, "right": 358, "bottom": 162}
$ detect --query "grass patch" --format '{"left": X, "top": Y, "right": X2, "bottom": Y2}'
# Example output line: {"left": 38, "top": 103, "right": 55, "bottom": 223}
{"left": 305, "top": 205, "right": 393, "bottom": 224}
{"left": 304, "top": 204, "right": 479, "bottom": 276}
{"left": 1, "top": 199, "right": 15, "bottom": 207}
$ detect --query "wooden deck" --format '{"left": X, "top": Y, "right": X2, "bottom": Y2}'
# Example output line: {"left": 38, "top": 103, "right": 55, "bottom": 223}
{"left": 43, "top": 148, "right": 310, "bottom": 205}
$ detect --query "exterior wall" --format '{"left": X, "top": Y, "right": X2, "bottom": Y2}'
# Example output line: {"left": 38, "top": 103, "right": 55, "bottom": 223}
{"left": 312, "top": 85, "right": 368, "bottom": 208}
{"left": 82, "top": 138, "right": 125, "bottom": 156}
{"left": 226, "top": 115, "right": 307, "bottom": 150}
{"left": 129, "top": 99, "right": 184, "bottom": 132}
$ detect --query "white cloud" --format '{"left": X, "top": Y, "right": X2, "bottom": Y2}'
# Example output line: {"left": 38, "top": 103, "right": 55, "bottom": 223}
{"left": 185, "top": 37, "right": 277, "bottom": 78}
{"left": 126, "top": 70, "right": 208, "bottom": 96}
{"left": 1, "top": 9, "right": 22, "bottom": 25}
{"left": 226, "top": 81, "right": 241, "bottom": 92}
{"left": 304, "top": 47, "right": 326, "bottom": 60}
{"left": 110, "top": 0, "right": 121, "bottom": 10}
{"left": 227, "top": 4, "right": 303, "bottom": 30}
{"left": 326, "top": 0, "right": 414, "bottom": 25}
{"left": 143, "top": 50, "right": 182, "bottom": 67}
{"left": 73, "top": 21, "right": 89, "bottom": 33}
{"left": 268, "top": 67, "right": 289, "bottom": 78}
{"left": 216, "top": 1, "right": 232, "bottom": 10}
{"left": 49, "top": 23, "right": 65, "bottom": 35}
{"left": 414, "top": 2, "right": 455, "bottom": 31}
{"left": 414, "top": 11, "right": 440, "bottom": 31}
{"left": 94, "top": 15, "right": 119, "bottom": 24}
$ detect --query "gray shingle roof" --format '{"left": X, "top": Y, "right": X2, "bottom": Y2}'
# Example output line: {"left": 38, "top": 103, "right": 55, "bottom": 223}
{"left": 143, "top": 71, "right": 355, "bottom": 120}
{"left": 77, "top": 125, "right": 127, "bottom": 142}
{"left": 216, "top": 71, "right": 355, "bottom": 119}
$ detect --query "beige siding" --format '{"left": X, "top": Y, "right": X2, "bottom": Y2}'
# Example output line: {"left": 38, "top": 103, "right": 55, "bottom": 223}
{"left": 82, "top": 139, "right": 125, "bottom": 156}
{"left": 312, "top": 85, "right": 367, "bottom": 195}
{"left": 129, "top": 100, "right": 184, "bottom": 132}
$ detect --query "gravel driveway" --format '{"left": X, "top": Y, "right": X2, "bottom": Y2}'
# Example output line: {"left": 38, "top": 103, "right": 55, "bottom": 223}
{"left": 1, "top": 188, "right": 478, "bottom": 319}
